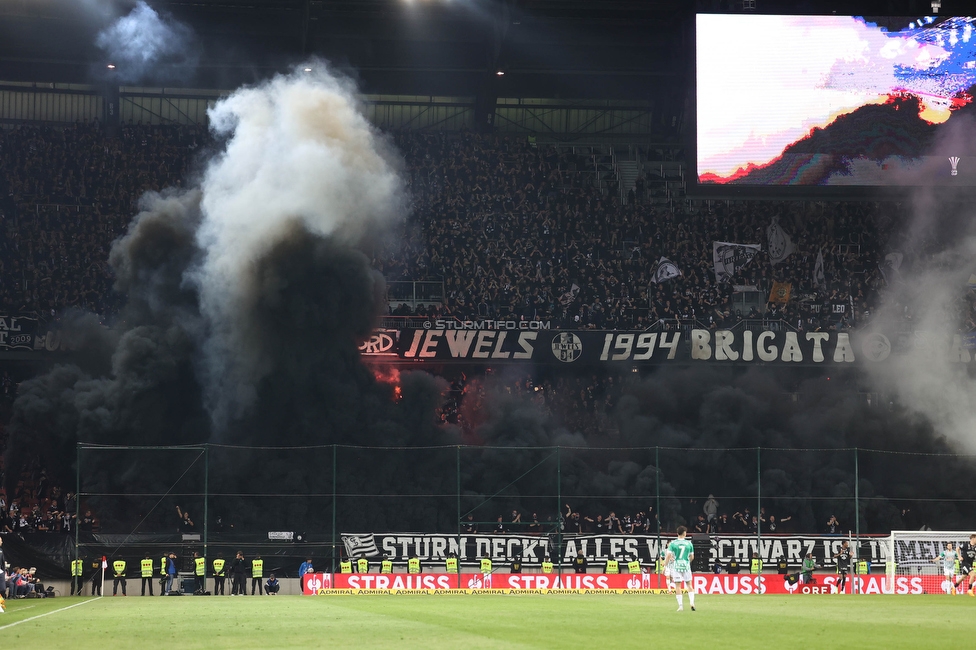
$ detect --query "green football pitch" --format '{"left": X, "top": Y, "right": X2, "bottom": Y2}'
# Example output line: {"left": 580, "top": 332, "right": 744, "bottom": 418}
{"left": 1, "top": 593, "right": 971, "bottom": 648}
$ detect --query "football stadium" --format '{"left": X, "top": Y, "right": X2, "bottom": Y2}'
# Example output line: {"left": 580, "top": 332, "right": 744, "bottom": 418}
{"left": 1, "top": 0, "right": 976, "bottom": 647}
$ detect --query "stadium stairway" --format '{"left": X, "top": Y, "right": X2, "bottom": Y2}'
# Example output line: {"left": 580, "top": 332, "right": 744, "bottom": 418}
{"left": 612, "top": 147, "right": 640, "bottom": 204}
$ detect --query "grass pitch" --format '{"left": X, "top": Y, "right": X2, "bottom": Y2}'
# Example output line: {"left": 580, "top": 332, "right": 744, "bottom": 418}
{"left": 1, "top": 593, "right": 971, "bottom": 649}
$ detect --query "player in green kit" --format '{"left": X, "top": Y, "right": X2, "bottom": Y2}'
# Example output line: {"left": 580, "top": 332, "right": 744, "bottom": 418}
{"left": 665, "top": 526, "right": 697, "bottom": 611}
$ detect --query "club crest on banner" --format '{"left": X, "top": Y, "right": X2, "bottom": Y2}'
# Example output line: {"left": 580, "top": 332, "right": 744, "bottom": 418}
{"left": 712, "top": 242, "right": 761, "bottom": 283}
{"left": 766, "top": 217, "right": 795, "bottom": 265}
{"left": 552, "top": 332, "right": 583, "bottom": 363}
{"left": 652, "top": 257, "right": 682, "bottom": 283}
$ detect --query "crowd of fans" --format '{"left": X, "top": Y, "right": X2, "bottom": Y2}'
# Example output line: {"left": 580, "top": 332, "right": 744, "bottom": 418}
{"left": 468, "top": 501, "right": 870, "bottom": 537}
{"left": 0, "top": 122, "right": 971, "bottom": 538}
{"left": 384, "top": 131, "right": 973, "bottom": 332}
{"left": 1, "top": 123, "right": 972, "bottom": 332}
{"left": 0, "top": 122, "right": 206, "bottom": 316}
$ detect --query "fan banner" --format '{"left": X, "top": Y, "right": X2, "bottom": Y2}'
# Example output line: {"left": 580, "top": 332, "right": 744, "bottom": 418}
{"left": 392, "top": 329, "right": 975, "bottom": 365}
{"left": 340, "top": 533, "right": 893, "bottom": 567}
{"left": 712, "top": 241, "right": 761, "bottom": 282}
{"left": 303, "top": 572, "right": 933, "bottom": 595}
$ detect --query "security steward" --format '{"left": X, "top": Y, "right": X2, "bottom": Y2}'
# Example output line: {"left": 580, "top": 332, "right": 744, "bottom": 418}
{"left": 655, "top": 553, "right": 666, "bottom": 574}
{"left": 193, "top": 551, "right": 206, "bottom": 593}
{"left": 112, "top": 557, "right": 127, "bottom": 596}
{"left": 750, "top": 553, "right": 763, "bottom": 574}
{"left": 356, "top": 556, "right": 370, "bottom": 574}
{"left": 777, "top": 556, "right": 789, "bottom": 575}
{"left": 604, "top": 556, "right": 620, "bottom": 574}
{"left": 251, "top": 554, "right": 264, "bottom": 595}
{"left": 140, "top": 554, "right": 155, "bottom": 596}
{"left": 445, "top": 552, "right": 458, "bottom": 574}
{"left": 480, "top": 556, "right": 492, "bottom": 575}
{"left": 571, "top": 552, "right": 585, "bottom": 574}
{"left": 627, "top": 557, "right": 641, "bottom": 574}
{"left": 510, "top": 556, "right": 523, "bottom": 574}
{"left": 857, "top": 558, "right": 869, "bottom": 575}
{"left": 543, "top": 556, "right": 555, "bottom": 574}
{"left": 381, "top": 555, "right": 394, "bottom": 574}
{"left": 407, "top": 555, "right": 421, "bottom": 574}
{"left": 339, "top": 558, "right": 353, "bottom": 574}
{"left": 213, "top": 554, "right": 227, "bottom": 595}
{"left": 159, "top": 554, "right": 169, "bottom": 595}
{"left": 70, "top": 556, "right": 84, "bottom": 596}
{"left": 90, "top": 559, "right": 102, "bottom": 596}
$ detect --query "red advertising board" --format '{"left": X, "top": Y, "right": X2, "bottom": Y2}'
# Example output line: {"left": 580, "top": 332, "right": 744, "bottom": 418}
{"left": 302, "top": 572, "right": 937, "bottom": 595}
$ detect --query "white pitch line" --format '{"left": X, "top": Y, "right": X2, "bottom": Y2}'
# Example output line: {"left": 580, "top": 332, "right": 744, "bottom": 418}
{"left": 0, "top": 596, "right": 101, "bottom": 630}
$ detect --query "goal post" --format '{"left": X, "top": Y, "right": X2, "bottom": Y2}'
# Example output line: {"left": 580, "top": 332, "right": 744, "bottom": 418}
{"left": 886, "top": 530, "right": 976, "bottom": 595}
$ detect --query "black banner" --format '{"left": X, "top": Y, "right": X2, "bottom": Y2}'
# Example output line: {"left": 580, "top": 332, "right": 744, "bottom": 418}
{"left": 382, "top": 327, "right": 971, "bottom": 366}
{"left": 342, "top": 533, "right": 889, "bottom": 568}
{"left": 0, "top": 315, "right": 39, "bottom": 351}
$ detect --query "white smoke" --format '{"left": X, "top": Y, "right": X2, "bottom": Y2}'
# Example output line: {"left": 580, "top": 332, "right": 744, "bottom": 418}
{"left": 863, "top": 119, "right": 976, "bottom": 451}
{"left": 95, "top": 1, "right": 197, "bottom": 82}
{"left": 192, "top": 64, "right": 405, "bottom": 424}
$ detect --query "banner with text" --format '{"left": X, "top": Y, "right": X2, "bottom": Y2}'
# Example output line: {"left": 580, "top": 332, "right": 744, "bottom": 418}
{"left": 303, "top": 572, "right": 932, "bottom": 595}
{"left": 341, "top": 533, "right": 891, "bottom": 568}
{"left": 380, "top": 328, "right": 976, "bottom": 365}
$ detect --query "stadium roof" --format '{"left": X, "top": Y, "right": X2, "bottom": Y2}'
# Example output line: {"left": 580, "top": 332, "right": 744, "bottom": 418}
{"left": 0, "top": 0, "right": 970, "bottom": 98}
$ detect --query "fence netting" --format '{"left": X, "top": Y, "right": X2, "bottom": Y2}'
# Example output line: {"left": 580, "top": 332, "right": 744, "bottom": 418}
{"left": 73, "top": 444, "right": 976, "bottom": 579}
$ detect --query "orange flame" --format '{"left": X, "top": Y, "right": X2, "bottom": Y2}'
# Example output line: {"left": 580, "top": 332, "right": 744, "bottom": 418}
{"left": 372, "top": 366, "right": 402, "bottom": 401}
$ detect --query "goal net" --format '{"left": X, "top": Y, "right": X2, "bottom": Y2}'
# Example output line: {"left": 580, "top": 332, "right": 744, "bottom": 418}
{"left": 885, "top": 530, "right": 976, "bottom": 595}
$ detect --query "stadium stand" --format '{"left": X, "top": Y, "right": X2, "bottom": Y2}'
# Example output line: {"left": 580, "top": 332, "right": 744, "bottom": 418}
{"left": 1, "top": 124, "right": 974, "bottom": 536}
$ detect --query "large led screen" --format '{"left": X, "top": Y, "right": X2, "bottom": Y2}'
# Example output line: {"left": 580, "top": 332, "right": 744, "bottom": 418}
{"left": 696, "top": 14, "right": 976, "bottom": 186}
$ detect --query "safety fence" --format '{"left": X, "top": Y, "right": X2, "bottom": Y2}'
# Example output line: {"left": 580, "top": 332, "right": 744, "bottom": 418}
{"left": 71, "top": 443, "right": 976, "bottom": 579}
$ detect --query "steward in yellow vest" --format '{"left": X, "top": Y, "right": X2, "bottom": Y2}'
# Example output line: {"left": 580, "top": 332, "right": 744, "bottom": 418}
{"left": 408, "top": 556, "right": 421, "bottom": 574}
{"left": 213, "top": 556, "right": 227, "bottom": 595}
{"left": 357, "top": 557, "right": 369, "bottom": 574}
{"left": 604, "top": 558, "right": 620, "bottom": 574}
{"left": 340, "top": 559, "right": 353, "bottom": 574}
{"left": 750, "top": 556, "right": 763, "bottom": 574}
{"left": 251, "top": 556, "right": 264, "bottom": 595}
{"left": 159, "top": 555, "right": 169, "bottom": 594}
{"left": 112, "top": 559, "right": 127, "bottom": 596}
{"left": 70, "top": 558, "right": 84, "bottom": 596}
{"left": 480, "top": 557, "right": 492, "bottom": 574}
{"left": 381, "top": 557, "right": 393, "bottom": 574}
{"left": 858, "top": 560, "right": 869, "bottom": 575}
{"left": 627, "top": 559, "right": 641, "bottom": 574}
{"left": 542, "top": 557, "right": 554, "bottom": 574}
{"left": 445, "top": 554, "right": 459, "bottom": 574}
{"left": 193, "top": 552, "right": 206, "bottom": 593}
{"left": 140, "top": 555, "right": 155, "bottom": 596}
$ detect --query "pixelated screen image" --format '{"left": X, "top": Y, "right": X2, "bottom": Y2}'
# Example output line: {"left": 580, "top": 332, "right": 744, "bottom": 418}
{"left": 696, "top": 14, "right": 976, "bottom": 186}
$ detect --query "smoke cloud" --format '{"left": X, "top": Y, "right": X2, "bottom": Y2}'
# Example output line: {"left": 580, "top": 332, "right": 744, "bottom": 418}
{"left": 5, "top": 58, "right": 976, "bottom": 538}
{"left": 95, "top": 1, "right": 198, "bottom": 82}
{"left": 194, "top": 67, "right": 405, "bottom": 425}
{"left": 860, "top": 115, "right": 976, "bottom": 452}
{"left": 4, "top": 64, "right": 432, "bottom": 532}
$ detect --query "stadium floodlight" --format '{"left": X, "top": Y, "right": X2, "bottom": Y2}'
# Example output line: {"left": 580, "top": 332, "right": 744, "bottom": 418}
{"left": 495, "top": 70, "right": 505, "bottom": 76}
{"left": 303, "top": 67, "right": 313, "bottom": 73}
{"left": 106, "top": 63, "right": 116, "bottom": 69}
{"left": 931, "top": 1, "right": 941, "bottom": 14}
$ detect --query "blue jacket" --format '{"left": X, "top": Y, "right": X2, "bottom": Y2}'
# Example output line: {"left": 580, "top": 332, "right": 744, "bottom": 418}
{"left": 167, "top": 557, "right": 178, "bottom": 575}
{"left": 299, "top": 561, "right": 314, "bottom": 576}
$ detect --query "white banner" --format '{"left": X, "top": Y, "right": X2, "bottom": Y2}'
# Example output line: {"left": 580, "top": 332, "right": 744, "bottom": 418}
{"left": 766, "top": 217, "right": 795, "bottom": 265}
{"left": 652, "top": 257, "right": 681, "bottom": 283}
{"left": 712, "top": 242, "right": 761, "bottom": 283}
